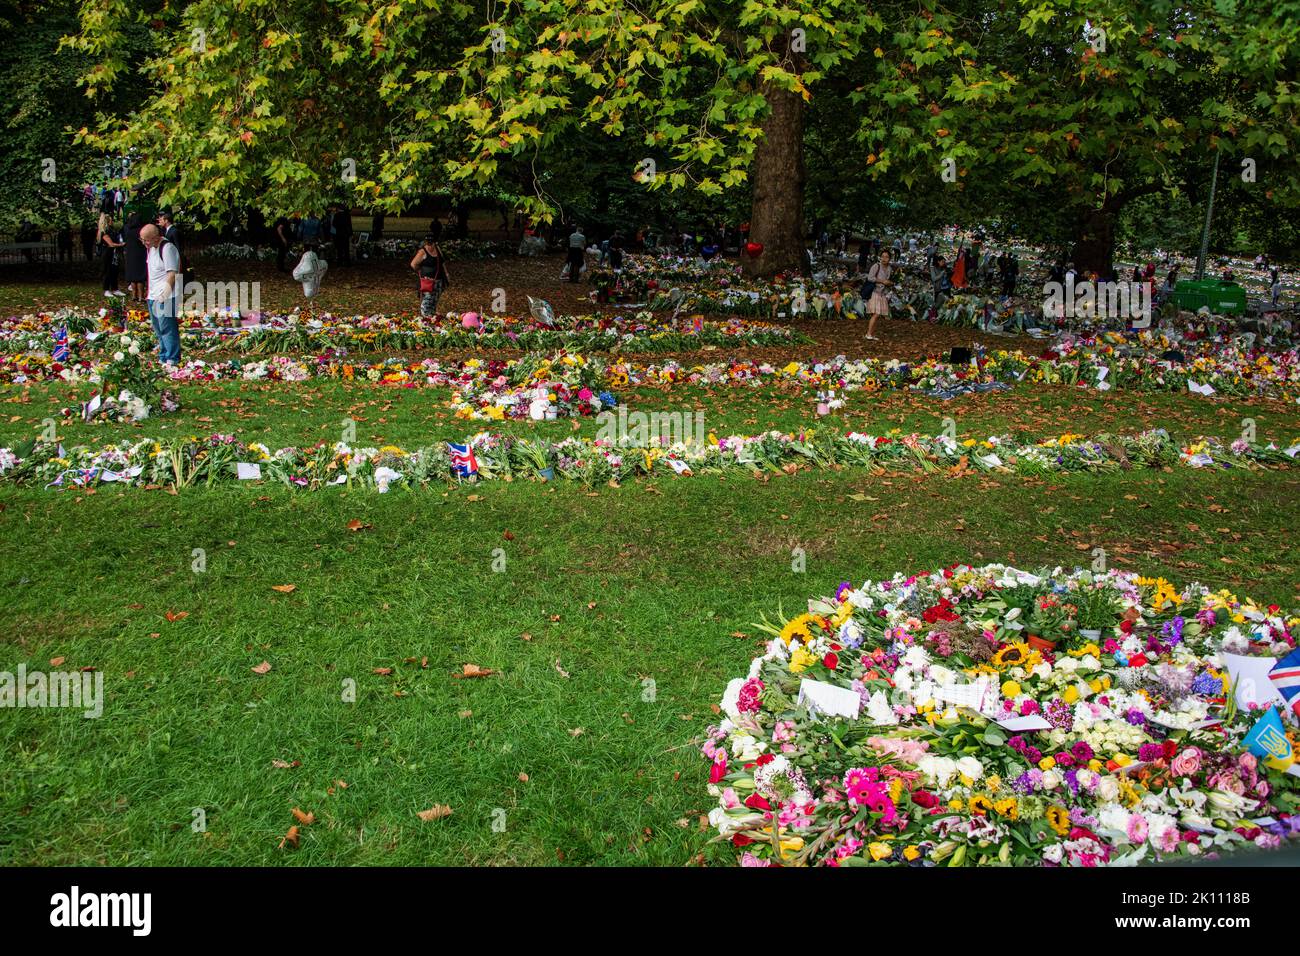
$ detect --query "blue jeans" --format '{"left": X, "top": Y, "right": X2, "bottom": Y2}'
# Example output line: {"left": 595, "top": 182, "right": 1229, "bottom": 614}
{"left": 147, "top": 298, "right": 181, "bottom": 364}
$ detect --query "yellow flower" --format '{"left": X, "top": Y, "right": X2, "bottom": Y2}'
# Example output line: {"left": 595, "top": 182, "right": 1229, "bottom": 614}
{"left": 868, "top": 842, "right": 893, "bottom": 861}
{"left": 992, "top": 643, "right": 1031, "bottom": 669}
{"left": 831, "top": 602, "right": 854, "bottom": 628}
{"left": 902, "top": 845, "right": 921, "bottom": 862}
{"left": 994, "top": 797, "right": 1018, "bottom": 820}
{"left": 1001, "top": 680, "right": 1021, "bottom": 698}
{"left": 1046, "top": 805, "right": 1070, "bottom": 836}
{"left": 986, "top": 774, "right": 1002, "bottom": 792}
{"left": 779, "top": 613, "right": 825, "bottom": 646}
{"left": 1063, "top": 685, "right": 1080, "bottom": 704}
{"left": 969, "top": 794, "right": 992, "bottom": 815}
{"left": 789, "top": 646, "right": 818, "bottom": 673}
{"left": 1038, "top": 756, "right": 1056, "bottom": 771}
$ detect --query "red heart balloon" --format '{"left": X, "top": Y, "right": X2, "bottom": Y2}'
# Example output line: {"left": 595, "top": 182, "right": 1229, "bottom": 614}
{"left": 745, "top": 241, "right": 764, "bottom": 259}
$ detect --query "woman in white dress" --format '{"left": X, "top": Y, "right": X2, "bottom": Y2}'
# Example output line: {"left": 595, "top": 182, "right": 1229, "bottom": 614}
{"left": 865, "top": 250, "right": 893, "bottom": 341}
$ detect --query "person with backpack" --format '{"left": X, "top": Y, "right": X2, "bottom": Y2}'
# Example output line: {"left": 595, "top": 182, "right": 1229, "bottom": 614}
{"left": 141, "top": 224, "right": 182, "bottom": 366}
{"left": 410, "top": 225, "right": 450, "bottom": 317}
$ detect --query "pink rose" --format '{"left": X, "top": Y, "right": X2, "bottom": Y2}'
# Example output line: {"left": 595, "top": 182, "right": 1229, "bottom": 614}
{"left": 1170, "top": 746, "right": 1202, "bottom": 777}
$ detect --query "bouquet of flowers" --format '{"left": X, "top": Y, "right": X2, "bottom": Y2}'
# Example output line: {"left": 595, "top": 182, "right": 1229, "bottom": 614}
{"left": 701, "top": 564, "right": 1300, "bottom": 867}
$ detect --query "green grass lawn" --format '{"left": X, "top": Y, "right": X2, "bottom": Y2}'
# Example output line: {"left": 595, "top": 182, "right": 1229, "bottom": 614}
{"left": 5, "top": 376, "right": 1298, "bottom": 452}
{"left": 2, "top": 466, "right": 1298, "bottom": 865}
{"left": 2, "top": 273, "right": 1299, "bottom": 865}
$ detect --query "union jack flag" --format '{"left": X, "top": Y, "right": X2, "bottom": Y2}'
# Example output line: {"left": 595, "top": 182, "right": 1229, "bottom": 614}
{"left": 1269, "top": 648, "right": 1300, "bottom": 717}
{"left": 52, "top": 326, "right": 69, "bottom": 363}
{"left": 448, "top": 442, "right": 478, "bottom": 478}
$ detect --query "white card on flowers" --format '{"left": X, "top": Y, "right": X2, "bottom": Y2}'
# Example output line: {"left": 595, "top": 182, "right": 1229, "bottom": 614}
{"left": 797, "top": 678, "right": 861, "bottom": 720}
{"left": 1220, "top": 653, "right": 1286, "bottom": 709}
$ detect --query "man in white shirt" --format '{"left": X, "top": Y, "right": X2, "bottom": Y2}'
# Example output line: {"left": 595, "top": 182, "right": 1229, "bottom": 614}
{"left": 141, "top": 224, "right": 182, "bottom": 366}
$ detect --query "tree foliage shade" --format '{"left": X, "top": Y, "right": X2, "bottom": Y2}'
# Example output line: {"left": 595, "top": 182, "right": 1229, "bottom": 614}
{"left": 4, "top": 0, "right": 1295, "bottom": 271}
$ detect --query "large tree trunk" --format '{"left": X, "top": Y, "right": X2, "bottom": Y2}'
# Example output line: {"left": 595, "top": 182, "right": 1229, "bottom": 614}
{"left": 743, "top": 81, "right": 807, "bottom": 278}
{"left": 1069, "top": 203, "right": 1118, "bottom": 277}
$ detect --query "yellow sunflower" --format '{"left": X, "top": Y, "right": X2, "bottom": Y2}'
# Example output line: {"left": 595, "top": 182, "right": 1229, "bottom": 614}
{"left": 779, "top": 613, "right": 827, "bottom": 646}
{"left": 992, "top": 642, "right": 1031, "bottom": 669}
{"left": 1046, "top": 805, "right": 1070, "bottom": 836}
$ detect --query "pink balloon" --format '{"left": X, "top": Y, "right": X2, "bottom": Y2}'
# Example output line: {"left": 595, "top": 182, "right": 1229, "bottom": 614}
{"left": 461, "top": 312, "right": 481, "bottom": 329}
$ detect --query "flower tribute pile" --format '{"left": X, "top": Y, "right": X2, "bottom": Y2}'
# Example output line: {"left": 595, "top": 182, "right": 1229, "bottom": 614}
{"left": 2, "top": 428, "right": 1296, "bottom": 491}
{"left": 0, "top": 308, "right": 806, "bottom": 361}
{"left": 702, "top": 564, "right": 1300, "bottom": 867}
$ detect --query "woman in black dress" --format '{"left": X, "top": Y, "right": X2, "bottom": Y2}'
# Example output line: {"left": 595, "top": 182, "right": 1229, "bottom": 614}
{"left": 100, "top": 220, "right": 125, "bottom": 296}
{"left": 123, "top": 212, "right": 147, "bottom": 302}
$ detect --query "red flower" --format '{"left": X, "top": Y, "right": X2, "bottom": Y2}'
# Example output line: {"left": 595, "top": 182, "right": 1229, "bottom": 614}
{"left": 1128, "top": 653, "right": 1148, "bottom": 667}
{"left": 732, "top": 833, "right": 754, "bottom": 847}
{"left": 1119, "top": 619, "right": 1134, "bottom": 635}
{"left": 823, "top": 652, "right": 840, "bottom": 670}
{"left": 744, "top": 793, "right": 771, "bottom": 811}
{"left": 912, "top": 790, "right": 939, "bottom": 809}
{"left": 755, "top": 753, "right": 775, "bottom": 766}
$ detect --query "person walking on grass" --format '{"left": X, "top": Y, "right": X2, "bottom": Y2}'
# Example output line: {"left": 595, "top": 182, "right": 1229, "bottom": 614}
{"left": 864, "top": 249, "right": 893, "bottom": 342}
{"left": 410, "top": 225, "right": 450, "bottom": 317}
{"left": 566, "top": 224, "right": 586, "bottom": 283}
{"left": 141, "top": 224, "right": 182, "bottom": 367}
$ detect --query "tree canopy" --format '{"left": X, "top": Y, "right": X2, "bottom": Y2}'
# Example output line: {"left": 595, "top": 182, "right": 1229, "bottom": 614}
{"left": 2, "top": 0, "right": 1292, "bottom": 270}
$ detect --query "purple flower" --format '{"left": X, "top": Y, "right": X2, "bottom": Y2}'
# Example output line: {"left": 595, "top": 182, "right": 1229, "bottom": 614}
{"left": 1191, "top": 673, "right": 1223, "bottom": 695}
{"left": 1162, "top": 616, "right": 1185, "bottom": 645}
{"left": 1138, "top": 743, "right": 1165, "bottom": 762}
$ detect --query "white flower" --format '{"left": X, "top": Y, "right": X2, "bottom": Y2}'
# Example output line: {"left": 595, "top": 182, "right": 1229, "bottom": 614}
{"left": 956, "top": 756, "right": 984, "bottom": 780}
{"left": 719, "top": 678, "right": 746, "bottom": 721}
{"left": 1208, "top": 789, "right": 1256, "bottom": 816}
{"left": 1097, "top": 777, "right": 1120, "bottom": 801}
{"left": 113, "top": 351, "right": 125, "bottom": 362}
{"left": 866, "top": 690, "right": 898, "bottom": 726}
{"left": 730, "top": 733, "right": 766, "bottom": 762}
{"left": 1041, "top": 770, "right": 1061, "bottom": 791}
{"left": 918, "top": 755, "right": 957, "bottom": 787}
{"left": 1098, "top": 804, "right": 1131, "bottom": 837}
{"left": 1042, "top": 843, "right": 1064, "bottom": 864}
{"left": 708, "top": 807, "right": 762, "bottom": 836}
